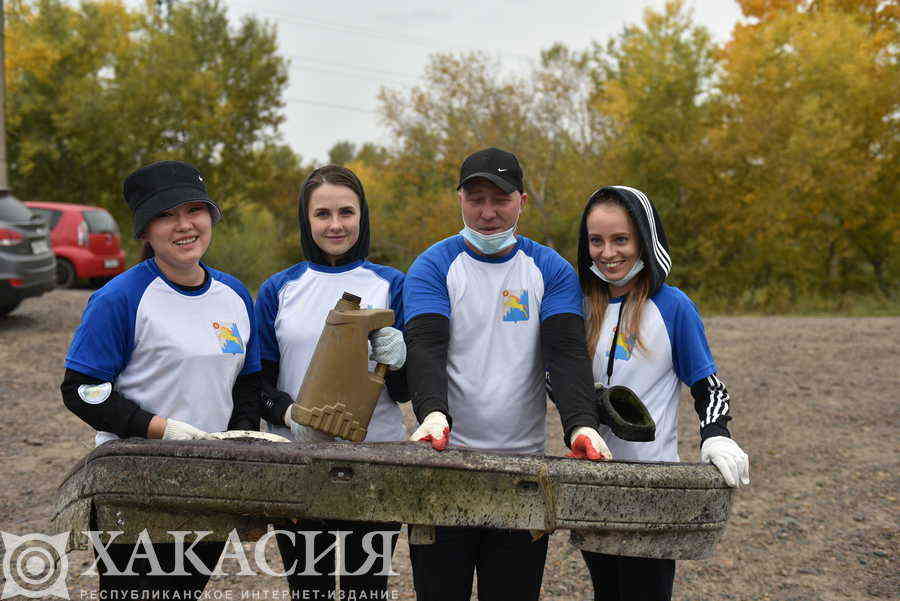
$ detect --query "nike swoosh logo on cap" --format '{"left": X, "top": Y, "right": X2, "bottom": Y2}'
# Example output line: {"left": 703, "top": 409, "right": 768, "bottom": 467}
{"left": 498, "top": 168, "right": 508, "bottom": 172}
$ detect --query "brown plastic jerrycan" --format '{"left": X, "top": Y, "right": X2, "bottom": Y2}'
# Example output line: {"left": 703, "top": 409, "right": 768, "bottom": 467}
{"left": 290, "top": 292, "right": 395, "bottom": 442}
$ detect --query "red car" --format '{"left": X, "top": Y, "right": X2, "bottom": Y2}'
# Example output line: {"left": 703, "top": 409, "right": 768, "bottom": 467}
{"left": 25, "top": 201, "right": 126, "bottom": 288}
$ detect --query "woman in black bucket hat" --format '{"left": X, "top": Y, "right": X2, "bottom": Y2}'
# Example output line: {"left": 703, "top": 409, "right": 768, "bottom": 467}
{"left": 60, "top": 160, "right": 261, "bottom": 596}
{"left": 575, "top": 185, "right": 750, "bottom": 601}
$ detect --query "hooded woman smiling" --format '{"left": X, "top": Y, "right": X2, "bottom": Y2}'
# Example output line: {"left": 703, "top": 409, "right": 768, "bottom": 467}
{"left": 253, "top": 164, "right": 407, "bottom": 599}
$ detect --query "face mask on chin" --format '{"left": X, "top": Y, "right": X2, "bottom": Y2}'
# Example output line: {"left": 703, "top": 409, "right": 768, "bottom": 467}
{"left": 459, "top": 211, "right": 520, "bottom": 256}
{"left": 590, "top": 258, "right": 645, "bottom": 288}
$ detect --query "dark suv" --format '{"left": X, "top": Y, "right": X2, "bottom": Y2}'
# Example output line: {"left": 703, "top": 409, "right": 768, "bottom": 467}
{"left": 0, "top": 191, "right": 56, "bottom": 316}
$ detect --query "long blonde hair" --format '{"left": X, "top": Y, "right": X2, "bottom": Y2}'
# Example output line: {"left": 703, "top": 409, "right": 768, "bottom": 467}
{"left": 579, "top": 196, "right": 652, "bottom": 360}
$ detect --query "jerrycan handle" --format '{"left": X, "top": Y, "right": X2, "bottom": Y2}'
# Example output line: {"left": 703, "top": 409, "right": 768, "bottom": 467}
{"left": 339, "top": 292, "right": 391, "bottom": 380}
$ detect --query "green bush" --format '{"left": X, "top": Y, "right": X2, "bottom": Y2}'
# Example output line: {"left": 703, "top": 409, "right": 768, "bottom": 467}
{"left": 203, "top": 205, "right": 297, "bottom": 293}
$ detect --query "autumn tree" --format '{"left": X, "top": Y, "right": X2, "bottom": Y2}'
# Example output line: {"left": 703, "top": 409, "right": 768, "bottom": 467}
{"left": 6, "top": 0, "right": 136, "bottom": 215}
{"left": 6, "top": 0, "right": 292, "bottom": 232}
{"left": 585, "top": 0, "right": 720, "bottom": 290}
{"left": 708, "top": 0, "right": 899, "bottom": 302}
{"left": 120, "top": 0, "right": 289, "bottom": 210}
{"left": 375, "top": 49, "right": 602, "bottom": 265}
{"left": 327, "top": 141, "right": 357, "bottom": 166}
{"left": 5, "top": 0, "right": 307, "bottom": 285}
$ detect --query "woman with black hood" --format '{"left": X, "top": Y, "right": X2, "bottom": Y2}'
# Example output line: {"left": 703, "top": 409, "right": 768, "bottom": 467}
{"left": 254, "top": 164, "right": 406, "bottom": 598}
{"left": 575, "top": 185, "right": 750, "bottom": 601}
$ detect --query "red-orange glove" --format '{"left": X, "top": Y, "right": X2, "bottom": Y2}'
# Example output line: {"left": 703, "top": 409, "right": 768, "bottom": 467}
{"left": 410, "top": 411, "right": 450, "bottom": 451}
{"left": 567, "top": 426, "right": 613, "bottom": 461}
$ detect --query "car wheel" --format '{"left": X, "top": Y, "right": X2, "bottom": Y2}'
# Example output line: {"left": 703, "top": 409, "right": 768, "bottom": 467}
{"left": 0, "top": 300, "right": 22, "bottom": 317}
{"left": 56, "top": 259, "right": 77, "bottom": 288}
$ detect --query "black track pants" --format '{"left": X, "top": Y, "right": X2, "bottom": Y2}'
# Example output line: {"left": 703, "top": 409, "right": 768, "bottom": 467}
{"left": 96, "top": 541, "right": 224, "bottom": 596}
{"left": 276, "top": 519, "right": 400, "bottom": 599}
{"left": 409, "top": 526, "right": 549, "bottom": 601}
{"left": 581, "top": 550, "right": 675, "bottom": 601}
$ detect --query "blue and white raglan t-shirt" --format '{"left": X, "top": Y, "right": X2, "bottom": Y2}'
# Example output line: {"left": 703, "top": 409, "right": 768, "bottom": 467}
{"left": 404, "top": 235, "right": 583, "bottom": 454}
{"left": 65, "top": 259, "right": 260, "bottom": 447}
{"left": 255, "top": 259, "right": 406, "bottom": 443}
{"left": 591, "top": 284, "right": 716, "bottom": 462}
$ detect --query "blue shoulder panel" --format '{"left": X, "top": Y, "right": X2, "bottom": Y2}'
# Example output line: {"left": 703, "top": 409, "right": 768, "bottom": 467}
{"left": 652, "top": 284, "right": 716, "bottom": 385}
{"left": 254, "top": 262, "right": 310, "bottom": 363}
{"left": 403, "top": 236, "right": 465, "bottom": 324}
{"left": 65, "top": 260, "right": 157, "bottom": 381}
{"left": 364, "top": 261, "right": 406, "bottom": 329}
{"left": 518, "top": 237, "right": 584, "bottom": 321}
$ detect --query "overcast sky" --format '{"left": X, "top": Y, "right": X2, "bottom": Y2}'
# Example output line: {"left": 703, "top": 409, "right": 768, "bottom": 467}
{"left": 220, "top": 0, "right": 744, "bottom": 163}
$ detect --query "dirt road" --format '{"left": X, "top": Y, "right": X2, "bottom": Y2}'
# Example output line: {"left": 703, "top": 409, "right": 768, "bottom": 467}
{"left": 0, "top": 289, "right": 896, "bottom": 599}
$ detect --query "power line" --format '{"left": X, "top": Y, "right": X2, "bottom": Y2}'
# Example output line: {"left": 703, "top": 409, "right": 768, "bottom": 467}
{"left": 227, "top": 1, "right": 533, "bottom": 62}
{"left": 229, "top": 1, "right": 441, "bottom": 49}
{"left": 288, "top": 62, "right": 412, "bottom": 89}
{"left": 287, "top": 54, "right": 420, "bottom": 81}
{"left": 284, "top": 97, "right": 376, "bottom": 115}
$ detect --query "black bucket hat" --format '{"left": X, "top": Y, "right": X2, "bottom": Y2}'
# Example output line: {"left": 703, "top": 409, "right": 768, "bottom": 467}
{"left": 596, "top": 384, "right": 656, "bottom": 442}
{"left": 124, "top": 160, "right": 222, "bottom": 239}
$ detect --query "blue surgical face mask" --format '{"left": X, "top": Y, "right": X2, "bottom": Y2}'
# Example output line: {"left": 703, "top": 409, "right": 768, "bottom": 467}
{"left": 590, "top": 258, "right": 645, "bottom": 287}
{"left": 459, "top": 212, "right": 520, "bottom": 255}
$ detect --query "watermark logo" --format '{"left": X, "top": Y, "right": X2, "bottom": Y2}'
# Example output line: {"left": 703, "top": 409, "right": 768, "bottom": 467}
{"left": 1, "top": 531, "right": 70, "bottom": 599}
{"left": 2, "top": 528, "right": 400, "bottom": 599}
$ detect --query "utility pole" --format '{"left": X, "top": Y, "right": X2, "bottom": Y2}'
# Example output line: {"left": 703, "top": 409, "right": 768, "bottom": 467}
{"left": 0, "top": 0, "right": 9, "bottom": 191}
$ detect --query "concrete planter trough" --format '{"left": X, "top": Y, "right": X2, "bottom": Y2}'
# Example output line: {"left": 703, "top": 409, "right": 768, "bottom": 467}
{"left": 52, "top": 438, "right": 733, "bottom": 559}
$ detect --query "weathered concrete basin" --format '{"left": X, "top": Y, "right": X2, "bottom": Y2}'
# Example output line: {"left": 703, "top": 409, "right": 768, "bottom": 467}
{"left": 52, "top": 439, "right": 733, "bottom": 559}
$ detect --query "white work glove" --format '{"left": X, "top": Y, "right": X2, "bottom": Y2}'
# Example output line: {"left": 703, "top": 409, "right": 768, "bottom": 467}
{"left": 701, "top": 436, "right": 750, "bottom": 487}
{"left": 410, "top": 411, "right": 450, "bottom": 451}
{"left": 162, "top": 419, "right": 210, "bottom": 440}
{"left": 370, "top": 326, "right": 406, "bottom": 370}
{"left": 566, "top": 426, "right": 613, "bottom": 461}
{"left": 283, "top": 406, "right": 333, "bottom": 443}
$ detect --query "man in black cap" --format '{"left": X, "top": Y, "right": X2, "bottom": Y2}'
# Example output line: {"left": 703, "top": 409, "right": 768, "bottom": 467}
{"left": 402, "top": 148, "right": 611, "bottom": 600}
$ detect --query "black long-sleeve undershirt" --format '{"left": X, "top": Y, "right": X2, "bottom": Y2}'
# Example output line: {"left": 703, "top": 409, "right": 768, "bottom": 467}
{"left": 228, "top": 372, "right": 261, "bottom": 431}
{"left": 690, "top": 375, "right": 733, "bottom": 442}
{"left": 259, "top": 359, "right": 294, "bottom": 427}
{"left": 61, "top": 368, "right": 155, "bottom": 438}
{"left": 540, "top": 313, "right": 601, "bottom": 446}
{"left": 404, "top": 314, "right": 452, "bottom": 428}
{"left": 61, "top": 368, "right": 261, "bottom": 437}
{"left": 405, "top": 312, "right": 599, "bottom": 447}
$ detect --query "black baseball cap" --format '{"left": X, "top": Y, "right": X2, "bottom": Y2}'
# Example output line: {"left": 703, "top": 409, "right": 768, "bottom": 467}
{"left": 457, "top": 147, "right": 524, "bottom": 194}
{"left": 123, "top": 160, "right": 222, "bottom": 239}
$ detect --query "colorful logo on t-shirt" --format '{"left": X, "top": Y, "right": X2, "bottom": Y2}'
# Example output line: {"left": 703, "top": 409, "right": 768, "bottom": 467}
{"left": 605, "top": 330, "right": 635, "bottom": 361}
{"left": 501, "top": 289, "right": 530, "bottom": 322}
{"left": 212, "top": 321, "right": 245, "bottom": 354}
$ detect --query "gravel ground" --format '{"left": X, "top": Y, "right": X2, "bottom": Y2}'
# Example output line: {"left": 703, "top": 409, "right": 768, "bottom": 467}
{"left": 0, "top": 289, "right": 897, "bottom": 600}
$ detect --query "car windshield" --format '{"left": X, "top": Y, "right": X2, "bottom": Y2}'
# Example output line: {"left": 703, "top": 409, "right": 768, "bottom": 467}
{"left": 30, "top": 208, "right": 62, "bottom": 229}
{"left": 83, "top": 209, "right": 119, "bottom": 234}
{"left": 0, "top": 193, "right": 36, "bottom": 223}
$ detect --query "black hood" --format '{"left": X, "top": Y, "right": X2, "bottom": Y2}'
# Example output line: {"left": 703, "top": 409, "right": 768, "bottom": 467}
{"left": 577, "top": 185, "right": 671, "bottom": 297}
{"left": 297, "top": 172, "right": 371, "bottom": 266}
